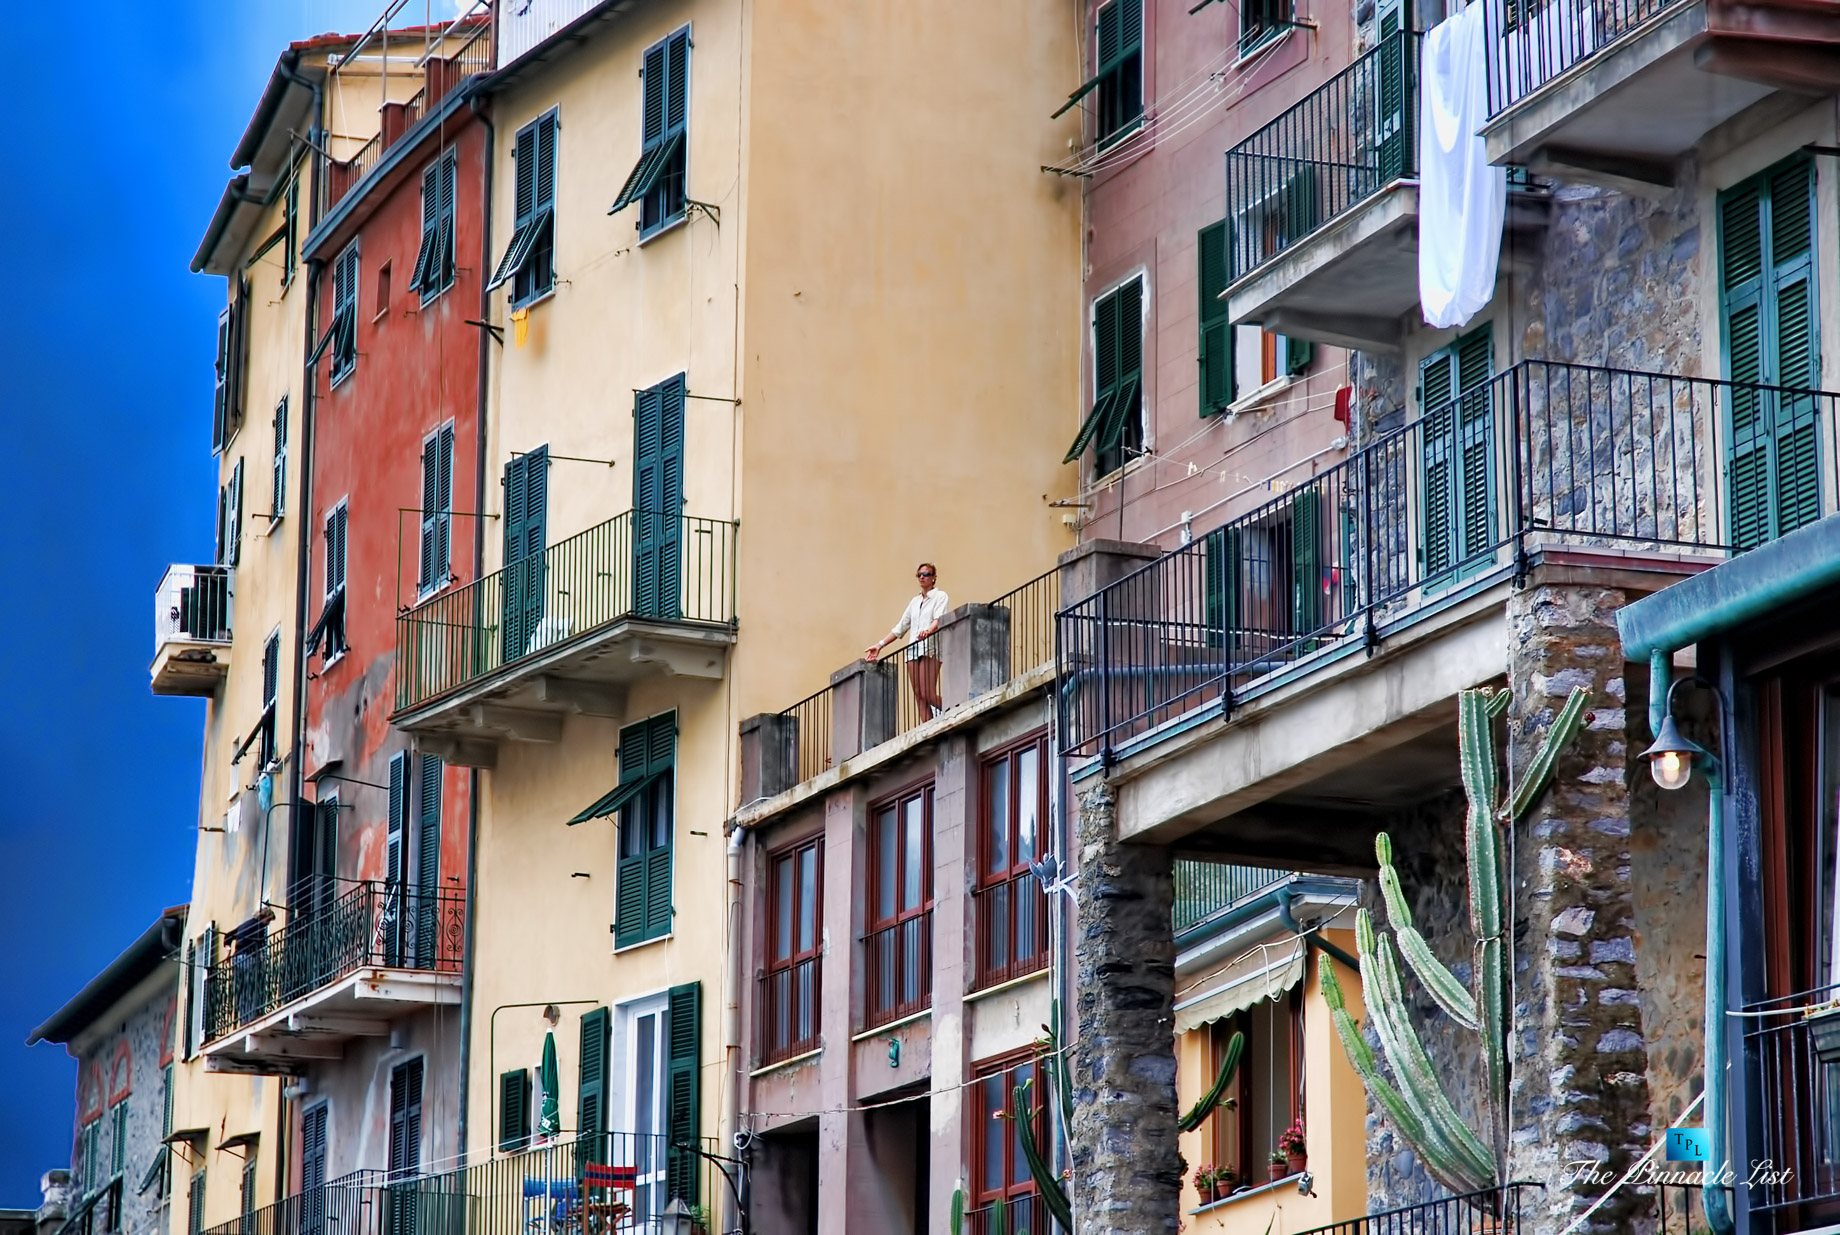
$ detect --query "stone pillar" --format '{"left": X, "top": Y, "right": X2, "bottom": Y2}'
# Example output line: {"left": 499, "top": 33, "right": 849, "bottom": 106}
{"left": 739, "top": 712, "right": 800, "bottom": 802}
{"left": 1069, "top": 781, "right": 1181, "bottom": 1234}
{"left": 1506, "top": 583, "right": 1652, "bottom": 1235}
{"left": 831, "top": 659, "right": 897, "bottom": 763}
{"left": 1057, "top": 539, "right": 1161, "bottom": 608}
{"left": 937, "top": 603, "right": 1011, "bottom": 708}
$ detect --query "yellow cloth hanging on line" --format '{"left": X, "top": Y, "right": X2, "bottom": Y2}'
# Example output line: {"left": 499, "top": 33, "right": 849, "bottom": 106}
{"left": 510, "top": 307, "right": 530, "bottom": 348}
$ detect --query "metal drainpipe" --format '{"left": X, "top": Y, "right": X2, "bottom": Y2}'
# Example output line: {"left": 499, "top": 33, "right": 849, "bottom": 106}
{"left": 455, "top": 89, "right": 495, "bottom": 1162}
{"left": 1646, "top": 650, "right": 1734, "bottom": 1235}
{"left": 722, "top": 824, "right": 748, "bottom": 1235}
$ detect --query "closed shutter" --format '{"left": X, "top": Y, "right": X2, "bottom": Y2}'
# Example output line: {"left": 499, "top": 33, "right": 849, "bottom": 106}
{"left": 436, "top": 426, "right": 453, "bottom": 591}
{"left": 665, "top": 983, "right": 701, "bottom": 1205}
{"left": 502, "top": 448, "right": 549, "bottom": 659}
{"left": 389, "top": 1058, "right": 423, "bottom": 1175}
{"left": 578, "top": 1008, "right": 609, "bottom": 1154}
{"left": 1375, "top": 0, "right": 1410, "bottom": 183}
{"left": 415, "top": 755, "right": 442, "bottom": 965}
{"left": 228, "top": 459, "right": 245, "bottom": 568}
{"left": 213, "top": 308, "right": 233, "bottom": 453}
{"left": 1198, "top": 222, "right": 1233, "bottom": 415}
{"left": 183, "top": 941, "right": 197, "bottom": 1058}
{"left": 1419, "top": 323, "right": 1492, "bottom": 580}
{"left": 387, "top": 753, "right": 408, "bottom": 964}
{"left": 273, "top": 397, "right": 288, "bottom": 519}
{"left": 1720, "top": 157, "right": 1820, "bottom": 550}
{"left": 1454, "top": 325, "right": 1495, "bottom": 563}
{"left": 614, "top": 714, "right": 676, "bottom": 948}
{"left": 187, "top": 1172, "right": 205, "bottom": 1235}
{"left": 633, "top": 376, "right": 686, "bottom": 619}
{"left": 498, "top": 1071, "right": 529, "bottom": 1152}
{"left": 1419, "top": 348, "right": 1457, "bottom": 577}
{"left": 1203, "top": 525, "right": 1241, "bottom": 656}
{"left": 420, "top": 435, "right": 440, "bottom": 592}
{"left": 301, "top": 1105, "right": 327, "bottom": 1235}
{"left": 1291, "top": 488, "right": 1322, "bottom": 635}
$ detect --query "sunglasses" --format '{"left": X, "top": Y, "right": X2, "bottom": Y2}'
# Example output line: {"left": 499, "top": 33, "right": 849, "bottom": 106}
{"left": 917, "top": 571, "right": 935, "bottom": 579}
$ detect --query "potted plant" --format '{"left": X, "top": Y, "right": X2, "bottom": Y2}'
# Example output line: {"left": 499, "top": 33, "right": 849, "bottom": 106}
{"left": 1268, "top": 1150, "right": 1289, "bottom": 1182}
{"left": 1193, "top": 1163, "right": 1217, "bottom": 1203}
{"left": 1216, "top": 1167, "right": 1237, "bottom": 1200}
{"left": 1279, "top": 1120, "right": 1308, "bottom": 1175}
{"left": 1807, "top": 999, "right": 1840, "bottom": 1064}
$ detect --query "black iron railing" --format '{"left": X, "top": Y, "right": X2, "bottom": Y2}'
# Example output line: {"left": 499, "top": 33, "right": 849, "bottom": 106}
{"left": 772, "top": 567, "right": 1060, "bottom": 787}
{"left": 202, "top": 1134, "right": 720, "bottom": 1235}
{"left": 863, "top": 910, "right": 932, "bottom": 1029}
{"left": 1742, "top": 984, "right": 1840, "bottom": 1215}
{"left": 1058, "top": 359, "right": 1837, "bottom": 757}
{"left": 395, "top": 510, "right": 738, "bottom": 713}
{"left": 1291, "top": 1183, "right": 1540, "bottom": 1234}
{"left": 973, "top": 873, "right": 1050, "bottom": 990}
{"left": 1225, "top": 29, "right": 1421, "bottom": 283}
{"left": 965, "top": 1193, "right": 1063, "bottom": 1235}
{"left": 758, "top": 956, "right": 822, "bottom": 1067}
{"left": 204, "top": 879, "right": 465, "bottom": 1042}
{"left": 1485, "top": 0, "right": 1686, "bottom": 118}
{"left": 1173, "top": 861, "right": 1293, "bottom": 933}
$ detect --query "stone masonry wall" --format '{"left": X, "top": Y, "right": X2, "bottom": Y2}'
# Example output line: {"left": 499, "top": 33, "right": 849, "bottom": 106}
{"left": 1069, "top": 781, "right": 1181, "bottom": 1234}
{"left": 1507, "top": 583, "right": 1653, "bottom": 1235}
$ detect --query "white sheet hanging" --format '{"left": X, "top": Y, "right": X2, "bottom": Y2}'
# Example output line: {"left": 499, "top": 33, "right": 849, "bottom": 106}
{"left": 1418, "top": 1, "right": 1507, "bottom": 329}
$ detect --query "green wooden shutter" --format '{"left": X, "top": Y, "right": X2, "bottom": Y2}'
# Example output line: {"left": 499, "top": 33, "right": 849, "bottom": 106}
{"left": 187, "top": 1172, "right": 205, "bottom": 1235}
{"left": 437, "top": 152, "right": 457, "bottom": 291}
{"left": 412, "top": 161, "right": 440, "bottom": 294}
{"left": 1419, "top": 347, "right": 1457, "bottom": 577}
{"left": 633, "top": 376, "right": 687, "bottom": 619}
{"left": 419, "top": 436, "right": 440, "bottom": 591}
{"left": 1198, "top": 222, "right": 1234, "bottom": 414}
{"left": 1203, "top": 525, "right": 1241, "bottom": 657}
{"left": 498, "top": 1070, "right": 529, "bottom": 1152}
{"left": 229, "top": 459, "right": 244, "bottom": 568}
{"left": 1454, "top": 324, "right": 1495, "bottom": 563}
{"left": 535, "top": 113, "right": 558, "bottom": 211}
{"left": 643, "top": 42, "right": 668, "bottom": 145}
{"left": 415, "top": 755, "right": 441, "bottom": 964}
{"left": 387, "top": 753, "right": 407, "bottom": 964}
{"left": 613, "top": 715, "right": 676, "bottom": 947}
{"left": 1291, "top": 489, "right": 1323, "bottom": 638}
{"left": 502, "top": 449, "right": 549, "bottom": 659}
{"left": 613, "top": 718, "right": 653, "bottom": 948}
{"left": 437, "top": 426, "right": 454, "bottom": 586}
{"left": 666, "top": 983, "right": 701, "bottom": 1205}
{"left": 514, "top": 125, "right": 536, "bottom": 227}
{"left": 213, "top": 308, "right": 232, "bottom": 453}
{"left": 578, "top": 1008, "right": 609, "bottom": 1152}
{"left": 666, "top": 31, "right": 690, "bottom": 135}
{"left": 1375, "top": 0, "right": 1410, "bottom": 183}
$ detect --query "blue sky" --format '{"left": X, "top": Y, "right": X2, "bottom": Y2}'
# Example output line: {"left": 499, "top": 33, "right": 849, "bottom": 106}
{"left": 0, "top": 0, "right": 386, "bottom": 1204}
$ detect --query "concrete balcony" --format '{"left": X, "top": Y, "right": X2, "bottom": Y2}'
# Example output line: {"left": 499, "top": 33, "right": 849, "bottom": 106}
{"left": 151, "top": 564, "right": 232, "bottom": 696}
{"left": 1481, "top": 0, "right": 1840, "bottom": 191}
{"left": 392, "top": 510, "right": 738, "bottom": 767}
{"left": 199, "top": 880, "right": 463, "bottom": 1074}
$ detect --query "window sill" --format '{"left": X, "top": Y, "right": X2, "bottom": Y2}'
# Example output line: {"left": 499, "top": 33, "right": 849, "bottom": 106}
{"left": 321, "top": 649, "right": 347, "bottom": 671}
{"left": 1189, "top": 1173, "right": 1305, "bottom": 1215}
{"left": 853, "top": 1008, "right": 930, "bottom": 1042}
{"left": 966, "top": 967, "right": 1050, "bottom": 1004}
{"left": 1234, "top": 24, "right": 1297, "bottom": 69}
{"left": 1091, "top": 449, "right": 1152, "bottom": 489}
{"left": 418, "top": 281, "right": 455, "bottom": 311}
{"left": 1227, "top": 373, "right": 1297, "bottom": 417}
{"left": 749, "top": 1047, "right": 822, "bottom": 1079}
{"left": 1095, "top": 116, "right": 1146, "bottom": 154}
{"left": 638, "top": 212, "right": 688, "bottom": 246}
{"left": 330, "top": 367, "right": 356, "bottom": 391}
{"left": 510, "top": 286, "right": 556, "bottom": 313}
{"left": 611, "top": 931, "right": 672, "bottom": 956}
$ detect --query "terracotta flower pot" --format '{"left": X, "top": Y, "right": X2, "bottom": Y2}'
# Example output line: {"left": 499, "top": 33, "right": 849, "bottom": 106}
{"left": 1268, "top": 1161, "right": 1288, "bottom": 1182}
{"left": 1287, "top": 1152, "right": 1308, "bottom": 1175}
{"left": 1212, "top": 1181, "right": 1230, "bottom": 1203}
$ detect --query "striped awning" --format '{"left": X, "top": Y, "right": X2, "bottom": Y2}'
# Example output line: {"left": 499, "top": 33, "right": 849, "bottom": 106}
{"left": 1173, "top": 938, "right": 1306, "bottom": 1035}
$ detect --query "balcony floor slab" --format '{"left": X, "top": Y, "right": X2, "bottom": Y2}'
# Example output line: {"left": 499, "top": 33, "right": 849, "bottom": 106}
{"left": 151, "top": 641, "right": 230, "bottom": 697}
{"left": 199, "top": 966, "right": 461, "bottom": 1072}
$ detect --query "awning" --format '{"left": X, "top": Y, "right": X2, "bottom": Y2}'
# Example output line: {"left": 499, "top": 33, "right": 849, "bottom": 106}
{"left": 1173, "top": 938, "right": 1306, "bottom": 1035}
{"left": 162, "top": 1128, "right": 208, "bottom": 1147}
{"left": 566, "top": 770, "right": 663, "bottom": 826}
{"left": 218, "top": 1130, "right": 260, "bottom": 1155}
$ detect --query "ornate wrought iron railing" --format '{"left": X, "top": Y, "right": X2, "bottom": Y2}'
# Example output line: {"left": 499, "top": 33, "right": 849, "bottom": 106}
{"left": 1058, "top": 359, "right": 1835, "bottom": 758}
{"left": 203, "top": 879, "right": 464, "bottom": 1042}
{"left": 395, "top": 510, "right": 738, "bottom": 714}
{"left": 1225, "top": 29, "right": 1421, "bottom": 282}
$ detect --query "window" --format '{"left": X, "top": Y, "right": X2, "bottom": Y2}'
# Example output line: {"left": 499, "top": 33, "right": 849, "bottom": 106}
{"left": 283, "top": 159, "right": 300, "bottom": 286}
{"left": 1231, "top": 325, "right": 1311, "bottom": 399}
{"left": 271, "top": 398, "right": 288, "bottom": 524}
{"left": 612, "top": 28, "right": 691, "bottom": 236}
{"left": 613, "top": 713, "right": 677, "bottom": 948}
{"left": 1240, "top": 0, "right": 1293, "bottom": 54}
{"left": 1198, "top": 222, "right": 1233, "bottom": 416}
{"left": 374, "top": 261, "right": 392, "bottom": 319}
{"left": 970, "top": 1054, "right": 1049, "bottom": 1229}
{"left": 1064, "top": 276, "right": 1144, "bottom": 477}
{"left": 185, "top": 928, "right": 215, "bottom": 1057}
{"left": 498, "top": 1069, "right": 531, "bottom": 1153}
{"left": 977, "top": 735, "right": 1050, "bottom": 989}
{"left": 1208, "top": 988, "right": 1303, "bottom": 1183}
{"left": 186, "top": 1170, "right": 206, "bottom": 1235}
{"left": 410, "top": 150, "right": 459, "bottom": 304}
{"left": 388, "top": 1058, "right": 424, "bottom": 1177}
{"left": 386, "top": 753, "right": 410, "bottom": 965}
{"left": 308, "top": 503, "right": 348, "bottom": 661}
{"left": 239, "top": 1155, "right": 257, "bottom": 1226}
{"left": 110, "top": 1099, "right": 128, "bottom": 1176}
{"left": 501, "top": 447, "right": 549, "bottom": 658}
{"left": 488, "top": 111, "right": 558, "bottom": 305}
{"left": 614, "top": 996, "right": 668, "bottom": 1218}
{"left": 762, "top": 837, "right": 821, "bottom": 1065}
{"left": 257, "top": 631, "right": 279, "bottom": 768}
{"left": 213, "top": 279, "right": 249, "bottom": 454}
{"left": 1720, "top": 155, "right": 1821, "bottom": 551}
{"left": 82, "top": 1119, "right": 101, "bottom": 1191}
{"left": 865, "top": 784, "right": 933, "bottom": 1028}
{"left": 1418, "top": 323, "right": 1495, "bottom": 581}
{"left": 217, "top": 459, "right": 244, "bottom": 568}
{"left": 325, "top": 242, "right": 360, "bottom": 385}
{"left": 418, "top": 424, "right": 456, "bottom": 596}
{"left": 414, "top": 755, "right": 443, "bottom": 965}
{"left": 300, "top": 1105, "right": 327, "bottom": 1235}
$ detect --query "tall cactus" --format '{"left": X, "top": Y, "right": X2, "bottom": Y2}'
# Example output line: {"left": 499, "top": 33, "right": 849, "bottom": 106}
{"left": 1324, "top": 685, "right": 1588, "bottom": 1193}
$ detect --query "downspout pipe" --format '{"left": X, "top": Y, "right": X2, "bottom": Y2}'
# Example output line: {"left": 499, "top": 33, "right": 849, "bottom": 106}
{"left": 1276, "top": 886, "right": 1360, "bottom": 974}
{"left": 722, "top": 825, "right": 748, "bottom": 1235}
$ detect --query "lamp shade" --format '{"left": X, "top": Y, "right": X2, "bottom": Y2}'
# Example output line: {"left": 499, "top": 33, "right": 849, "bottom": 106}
{"left": 1640, "top": 714, "right": 1707, "bottom": 790}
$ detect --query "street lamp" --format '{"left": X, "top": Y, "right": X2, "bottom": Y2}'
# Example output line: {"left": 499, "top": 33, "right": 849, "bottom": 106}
{"left": 1639, "top": 677, "right": 1712, "bottom": 790}
{"left": 659, "top": 1198, "right": 696, "bottom": 1235}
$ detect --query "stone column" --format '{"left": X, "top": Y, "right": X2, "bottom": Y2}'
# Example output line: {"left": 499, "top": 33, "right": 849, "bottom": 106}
{"left": 738, "top": 712, "right": 800, "bottom": 802}
{"left": 831, "top": 659, "right": 898, "bottom": 763}
{"left": 937, "top": 603, "right": 1011, "bottom": 708}
{"left": 1069, "top": 781, "right": 1181, "bottom": 1234}
{"left": 1506, "top": 583, "right": 1652, "bottom": 1235}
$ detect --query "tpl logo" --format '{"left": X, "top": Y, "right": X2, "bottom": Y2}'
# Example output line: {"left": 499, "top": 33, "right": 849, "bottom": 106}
{"left": 1667, "top": 1128, "right": 1710, "bottom": 1162}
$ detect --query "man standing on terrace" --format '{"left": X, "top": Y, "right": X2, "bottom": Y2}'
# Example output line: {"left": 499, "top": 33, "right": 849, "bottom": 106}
{"left": 865, "top": 562, "right": 950, "bottom": 720}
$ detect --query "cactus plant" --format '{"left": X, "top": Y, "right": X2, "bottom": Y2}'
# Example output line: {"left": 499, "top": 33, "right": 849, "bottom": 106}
{"left": 950, "top": 1187, "right": 964, "bottom": 1235}
{"left": 1178, "top": 1028, "right": 1243, "bottom": 1134}
{"left": 1324, "top": 685, "right": 1588, "bottom": 1194}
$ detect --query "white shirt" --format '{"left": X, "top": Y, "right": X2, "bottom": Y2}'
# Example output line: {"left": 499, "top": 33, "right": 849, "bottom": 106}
{"left": 890, "top": 588, "right": 951, "bottom": 656}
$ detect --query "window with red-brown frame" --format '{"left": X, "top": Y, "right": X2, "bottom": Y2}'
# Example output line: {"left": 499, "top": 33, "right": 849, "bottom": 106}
{"left": 760, "top": 836, "right": 822, "bottom": 1065}
{"left": 864, "top": 783, "right": 933, "bottom": 1029}
{"left": 1208, "top": 985, "right": 1304, "bottom": 1186}
{"left": 967, "top": 1052, "right": 1053, "bottom": 1235}
{"left": 975, "top": 733, "right": 1051, "bottom": 989}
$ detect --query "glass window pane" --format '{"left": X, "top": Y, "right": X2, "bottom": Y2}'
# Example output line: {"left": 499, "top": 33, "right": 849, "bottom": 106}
{"left": 1010, "top": 1066, "right": 1032, "bottom": 1187}
{"left": 982, "top": 1076, "right": 1005, "bottom": 1194}
{"left": 775, "top": 857, "right": 793, "bottom": 960}
{"left": 876, "top": 808, "right": 897, "bottom": 922}
{"left": 986, "top": 759, "right": 1010, "bottom": 876}
{"left": 903, "top": 796, "right": 925, "bottom": 911}
{"left": 798, "top": 846, "right": 818, "bottom": 953}
{"left": 635, "top": 1013, "right": 657, "bottom": 1137}
{"left": 620, "top": 804, "right": 639, "bottom": 859}
{"left": 650, "top": 773, "right": 672, "bottom": 850}
{"left": 1017, "top": 746, "right": 1040, "bottom": 866}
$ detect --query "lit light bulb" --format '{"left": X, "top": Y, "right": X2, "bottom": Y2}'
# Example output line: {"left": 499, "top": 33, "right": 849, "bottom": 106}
{"left": 1650, "top": 749, "right": 1692, "bottom": 791}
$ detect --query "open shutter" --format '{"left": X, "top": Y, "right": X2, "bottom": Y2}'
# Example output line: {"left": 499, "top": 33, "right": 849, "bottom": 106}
{"left": 1768, "top": 158, "right": 1820, "bottom": 539}
{"left": 578, "top": 1008, "right": 609, "bottom": 1155}
{"left": 229, "top": 459, "right": 245, "bottom": 568}
{"left": 213, "top": 308, "right": 233, "bottom": 453}
{"left": 416, "top": 755, "right": 442, "bottom": 965}
{"left": 387, "top": 753, "right": 407, "bottom": 964}
{"left": 498, "top": 1071, "right": 529, "bottom": 1152}
{"left": 634, "top": 377, "right": 687, "bottom": 619}
{"left": 1098, "top": 277, "right": 1145, "bottom": 455}
{"left": 666, "top": 983, "right": 701, "bottom": 1205}
{"left": 436, "top": 153, "right": 457, "bottom": 292}
{"left": 613, "top": 718, "right": 653, "bottom": 949}
{"left": 1291, "top": 488, "right": 1322, "bottom": 636}
{"left": 411, "top": 161, "right": 440, "bottom": 294}
{"left": 646, "top": 716, "right": 676, "bottom": 940}
{"left": 1419, "top": 347, "right": 1457, "bottom": 577}
{"left": 419, "top": 435, "right": 440, "bottom": 591}
{"left": 1198, "top": 222, "right": 1233, "bottom": 414}
{"left": 184, "top": 940, "right": 198, "bottom": 1058}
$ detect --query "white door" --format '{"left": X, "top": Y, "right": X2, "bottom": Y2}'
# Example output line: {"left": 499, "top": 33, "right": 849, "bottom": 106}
{"left": 618, "top": 994, "right": 671, "bottom": 1227}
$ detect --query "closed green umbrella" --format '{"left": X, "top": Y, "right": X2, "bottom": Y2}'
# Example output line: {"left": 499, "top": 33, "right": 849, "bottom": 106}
{"left": 536, "top": 1030, "right": 562, "bottom": 1142}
